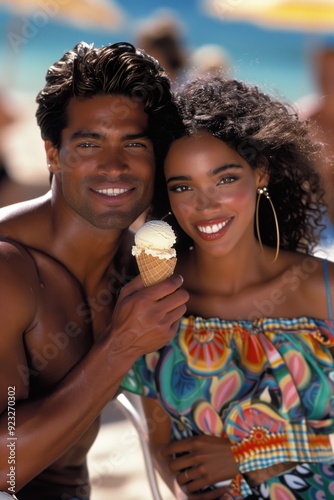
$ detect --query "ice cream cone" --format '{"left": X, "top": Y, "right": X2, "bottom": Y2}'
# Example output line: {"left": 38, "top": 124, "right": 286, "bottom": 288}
{"left": 136, "top": 253, "right": 177, "bottom": 287}
{"left": 132, "top": 220, "right": 177, "bottom": 286}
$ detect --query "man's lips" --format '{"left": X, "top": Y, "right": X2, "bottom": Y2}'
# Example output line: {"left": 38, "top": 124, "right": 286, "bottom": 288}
{"left": 93, "top": 187, "right": 131, "bottom": 197}
{"left": 90, "top": 183, "right": 136, "bottom": 205}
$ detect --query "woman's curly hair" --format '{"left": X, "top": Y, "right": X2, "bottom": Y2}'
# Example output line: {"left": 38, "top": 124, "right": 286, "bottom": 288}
{"left": 155, "top": 76, "right": 326, "bottom": 254}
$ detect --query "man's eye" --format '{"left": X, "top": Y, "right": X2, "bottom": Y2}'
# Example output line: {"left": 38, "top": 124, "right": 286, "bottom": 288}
{"left": 78, "top": 142, "right": 97, "bottom": 148}
{"left": 127, "top": 142, "right": 145, "bottom": 148}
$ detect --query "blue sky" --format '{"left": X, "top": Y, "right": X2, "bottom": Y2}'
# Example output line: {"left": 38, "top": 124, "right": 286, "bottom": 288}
{"left": 0, "top": 0, "right": 332, "bottom": 100}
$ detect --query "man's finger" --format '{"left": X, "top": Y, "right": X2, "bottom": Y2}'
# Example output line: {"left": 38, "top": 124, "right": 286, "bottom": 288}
{"left": 121, "top": 274, "right": 185, "bottom": 300}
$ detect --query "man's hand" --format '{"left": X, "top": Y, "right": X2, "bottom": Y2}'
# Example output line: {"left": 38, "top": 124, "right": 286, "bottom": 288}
{"left": 162, "top": 435, "right": 238, "bottom": 499}
{"left": 108, "top": 274, "right": 189, "bottom": 357}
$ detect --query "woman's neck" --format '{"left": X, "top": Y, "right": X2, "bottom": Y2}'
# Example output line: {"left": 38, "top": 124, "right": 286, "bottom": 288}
{"left": 186, "top": 241, "right": 269, "bottom": 296}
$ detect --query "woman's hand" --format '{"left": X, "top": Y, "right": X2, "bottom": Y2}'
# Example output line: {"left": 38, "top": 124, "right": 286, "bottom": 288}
{"left": 162, "top": 434, "right": 238, "bottom": 499}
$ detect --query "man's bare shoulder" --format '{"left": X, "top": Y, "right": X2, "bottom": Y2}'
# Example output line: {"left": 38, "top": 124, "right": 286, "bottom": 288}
{"left": 0, "top": 192, "right": 51, "bottom": 241}
{"left": 0, "top": 240, "right": 41, "bottom": 408}
{"left": 0, "top": 239, "right": 41, "bottom": 322}
{"left": 0, "top": 192, "right": 52, "bottom": 303}
{"left": 0, "top": 191, "right": 50, "bottom": 217}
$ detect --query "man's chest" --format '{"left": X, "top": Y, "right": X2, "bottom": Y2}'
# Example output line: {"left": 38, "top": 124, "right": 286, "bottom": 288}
{"left": 23, "top": 268, "right": 118, "bottom": 391}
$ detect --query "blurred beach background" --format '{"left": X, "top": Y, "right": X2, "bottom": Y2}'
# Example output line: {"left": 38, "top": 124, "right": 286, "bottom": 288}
{"left": 0, "top": 1, "right": 334, "bottom": 497}
{"left": 0, "top": 0, "right": 333, "bottom": 191}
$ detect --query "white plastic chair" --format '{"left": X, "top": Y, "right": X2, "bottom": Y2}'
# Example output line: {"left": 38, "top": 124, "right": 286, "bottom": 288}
{"left": 114, "top": 392, "right": 163, "bottom": 500}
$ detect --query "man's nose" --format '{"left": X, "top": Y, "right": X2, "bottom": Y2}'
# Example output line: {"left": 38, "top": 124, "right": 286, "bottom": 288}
{"left": 99, "top": 148, "right": 129, "bottom": 174}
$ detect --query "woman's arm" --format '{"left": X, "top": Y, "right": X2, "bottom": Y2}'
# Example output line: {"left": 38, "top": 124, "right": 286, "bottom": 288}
{"left": 141, "top": 397, "right": 238, "bottom": 500}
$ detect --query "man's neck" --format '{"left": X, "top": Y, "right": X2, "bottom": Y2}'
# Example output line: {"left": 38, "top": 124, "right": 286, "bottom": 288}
{"left": 47, "top": 187, "right": 128, "bottom": 288}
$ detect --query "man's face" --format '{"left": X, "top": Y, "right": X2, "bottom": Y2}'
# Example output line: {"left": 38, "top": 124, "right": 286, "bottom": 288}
{"left": 48, "top": 95, "right": 155, "bottom": 230}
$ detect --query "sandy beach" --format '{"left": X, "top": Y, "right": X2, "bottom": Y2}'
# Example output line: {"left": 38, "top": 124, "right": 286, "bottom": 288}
{"left": 88, "top": 398, "right": 175, "bottom": 500}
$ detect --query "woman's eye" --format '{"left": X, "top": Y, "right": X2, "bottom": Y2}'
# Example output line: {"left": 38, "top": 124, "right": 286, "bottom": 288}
{"left": 169, "top": 185, "right": 191, "bottom": 193}
{"left": 219, "top": 175, "right": 237, "bottom": 185}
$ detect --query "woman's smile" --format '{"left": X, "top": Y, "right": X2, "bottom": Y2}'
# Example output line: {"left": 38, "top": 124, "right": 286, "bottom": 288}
{"left": 195, "top": 217, "right": 233, "bottom": 240}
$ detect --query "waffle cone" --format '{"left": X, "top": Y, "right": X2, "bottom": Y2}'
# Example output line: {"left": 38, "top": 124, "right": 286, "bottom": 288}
{"left": 136, "top": 253, "right": 177, "bottom": 287}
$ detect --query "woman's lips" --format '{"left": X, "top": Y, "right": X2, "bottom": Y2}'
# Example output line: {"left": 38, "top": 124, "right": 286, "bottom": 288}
{"left": 195, "top": 217, "right": 232, "bottom": 240}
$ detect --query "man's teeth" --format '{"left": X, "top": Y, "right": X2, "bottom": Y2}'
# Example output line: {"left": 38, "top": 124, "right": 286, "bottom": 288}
{"left": 197, "top": 219, "right": 230, "bottom": 234}
{"left": 96, "top": 188, "right": 129, "bottom": 196}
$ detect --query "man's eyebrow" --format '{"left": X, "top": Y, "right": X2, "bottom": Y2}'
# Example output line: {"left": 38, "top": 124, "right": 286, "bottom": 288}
{"left": 69, "top": 131, "right": 151, "bottom": 142}
{"left": 122, "top": 132, "right": 151, "bottom": 141}
{"left": 166, "top": 164, "right": 242, "bottom": 183}
{"left": 69, "top": 131, "right": 104, "bottom": 141}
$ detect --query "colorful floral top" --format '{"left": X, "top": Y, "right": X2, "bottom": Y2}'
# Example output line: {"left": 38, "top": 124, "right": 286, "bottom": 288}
{"left": 121, "top": 266, "right": 334, "bottom": 498}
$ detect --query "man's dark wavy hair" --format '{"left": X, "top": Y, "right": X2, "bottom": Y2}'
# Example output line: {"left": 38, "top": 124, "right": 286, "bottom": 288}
{"left": 35, "top": 41, "right": 181, "bottom": 211}
{"left": 155, "top": 76, "right": 326, "bottom": 255}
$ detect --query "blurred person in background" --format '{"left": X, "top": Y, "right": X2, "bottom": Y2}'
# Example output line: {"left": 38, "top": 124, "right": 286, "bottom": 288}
{"left": 0, "top": 91, "right": 47, "bottom": 207}
{"left": 188, "top": 43, "right": 232, "bottom": 79}
{"left": 297, "top": 43, "right": 334, "bottom": 261}
{"left": 134, "top": 10, "right": 189, "bottom": 90}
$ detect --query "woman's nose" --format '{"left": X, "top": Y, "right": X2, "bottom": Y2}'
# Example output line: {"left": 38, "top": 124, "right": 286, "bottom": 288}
{"left": 194, "top": 186, "right": 220, "bottom": 211}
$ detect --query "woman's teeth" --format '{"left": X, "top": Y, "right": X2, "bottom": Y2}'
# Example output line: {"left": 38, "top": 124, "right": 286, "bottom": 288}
{"left": 197, "top": 219, "right": 230, "bottom": 234}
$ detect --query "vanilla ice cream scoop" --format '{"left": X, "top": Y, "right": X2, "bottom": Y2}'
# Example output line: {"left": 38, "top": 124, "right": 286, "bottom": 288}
{"left": 132, "top": 220, "right": 176, "bottom": 259}
{"left": 132, "top": 220, "right": 177, "bottom": 287}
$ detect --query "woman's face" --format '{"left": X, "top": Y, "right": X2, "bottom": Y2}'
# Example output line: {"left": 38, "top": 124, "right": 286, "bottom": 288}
{"left": 164, "top": 130, "right": 267, "bottom": 257}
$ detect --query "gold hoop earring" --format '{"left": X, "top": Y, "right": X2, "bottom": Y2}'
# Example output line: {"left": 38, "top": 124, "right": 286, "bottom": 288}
{"left": 256, "top": 186, "right": 280, "bottom": 263}
{"left": 161, "top": 212, "right": 172, "bottom": 221}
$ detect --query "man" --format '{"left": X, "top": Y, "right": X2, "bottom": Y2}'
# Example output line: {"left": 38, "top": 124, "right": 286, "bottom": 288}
{"left": 0, "top": 41, "right": 188, "bottom": 500}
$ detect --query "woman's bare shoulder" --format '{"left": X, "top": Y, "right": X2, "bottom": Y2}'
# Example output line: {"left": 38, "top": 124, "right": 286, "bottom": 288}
{"left": 275, "top": 252, "right": 333, "bottom": 319}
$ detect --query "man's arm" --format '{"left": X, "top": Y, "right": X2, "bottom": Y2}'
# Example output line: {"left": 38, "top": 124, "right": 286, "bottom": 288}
{"left": 0, "top": 261, "right": 188, "bottom": 492}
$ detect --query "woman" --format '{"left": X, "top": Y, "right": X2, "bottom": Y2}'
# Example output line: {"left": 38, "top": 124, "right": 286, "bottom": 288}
{"left": 121, "top": 77, "right": 334, "bottom": 499}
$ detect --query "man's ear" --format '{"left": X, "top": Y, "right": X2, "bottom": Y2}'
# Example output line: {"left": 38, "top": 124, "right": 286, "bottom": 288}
{"left": 45, "top": 141, "right": 61, "bottom": 174}
{"left": 256, "top": 155, "right": 270, "bottom": 187}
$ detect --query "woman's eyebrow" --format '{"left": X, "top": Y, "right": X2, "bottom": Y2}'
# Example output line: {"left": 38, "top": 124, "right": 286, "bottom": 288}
{"left": 166, "top": 175, "right": 191, "bottom": 184}
{"left": 209, "top": 164, "right": 243, "bottom": 176}
{"left": 166, "top": 164, "right": 243, "bottom": 184}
